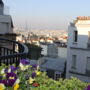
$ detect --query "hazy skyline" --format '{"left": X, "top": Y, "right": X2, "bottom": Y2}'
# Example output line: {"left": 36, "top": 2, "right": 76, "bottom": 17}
{"left": 3, "top": 0, "right": 90, "bottom": 30}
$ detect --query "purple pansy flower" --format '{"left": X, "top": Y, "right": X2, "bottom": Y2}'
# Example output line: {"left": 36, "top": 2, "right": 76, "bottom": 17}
{"left": 7, "top": 79, "right": 16, "bottom": 86}
{"left": 31, "top": 64, "right": 37, "bottom": 70}
{"left": 0, "top": 72, "right": 17, "bottom": 86}
{"left": 20, "top": 59, "right": 30, "bottom": 65}
{"left": 6, "top": 72, "right": 17, "bottom": 86}
{"left": 87, "top": 85, "right": 90, "bottom": 90}
{"left": 0, "top": 80, "right": 8, "bottom": 86}
{"left": 4, "top": 68, "right": 8, "bottom": 73}
{"left": 10, "top": 66, "right": 15, "bottom": 71}
{"left": 31, "top": 72, "right": 36, "bottom": 78}
{"left": 6, "top": 72, "right": 17, "bottom": 80}
{"left": 0, "top": 79, "right": 16, "bottom": 86}
{"left": 10, "top": 66, "right": 19, "bottom": 71}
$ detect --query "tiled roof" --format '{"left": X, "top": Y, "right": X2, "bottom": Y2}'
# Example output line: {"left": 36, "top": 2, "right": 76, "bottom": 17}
{"left": 77, "top": 16, "right": 90, "bottom": 20}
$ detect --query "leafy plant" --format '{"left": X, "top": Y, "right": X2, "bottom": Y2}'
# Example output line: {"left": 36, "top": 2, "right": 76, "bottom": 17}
{"left": 0, "top": 59, "right": 89, "bottom": 90}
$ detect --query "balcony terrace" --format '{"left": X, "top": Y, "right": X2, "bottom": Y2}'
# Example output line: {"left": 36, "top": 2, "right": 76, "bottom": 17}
{"left": 0, "top": 38, "right": 28, "bottom": 66}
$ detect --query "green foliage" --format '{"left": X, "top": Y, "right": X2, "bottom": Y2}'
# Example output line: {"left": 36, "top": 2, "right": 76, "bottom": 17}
{"left": 30, "top": 72, "right": 89, "bottom": 90}
{"left": 0, "top": 61, "right": 89, "bottom": 90}
{"left": 25, "top": 43, "right": 42, "bottom": 49}
{"left": 25, "top": 43, "right": 42, "bottom": 59}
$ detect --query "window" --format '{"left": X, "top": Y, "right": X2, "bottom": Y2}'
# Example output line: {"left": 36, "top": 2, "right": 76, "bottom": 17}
{"left": 54, "top": 71, "right": 61, "bottom": 80}
{"left": 72, "top": 55, "right": 76, "bottom": 69}
{"left": 88, "top": 31, "right": 90, "bottom": 43}
{"left": 74, "top": 31, "right": 78, "bottom": 42}
{"left": 88, "top": 31, "right": 90, "bottom": 40}
{"left": 87, "top": 31, "right": 90, "bottom": 48}
{"left": 86, "top": 57, "right": 90, "bottom": 71}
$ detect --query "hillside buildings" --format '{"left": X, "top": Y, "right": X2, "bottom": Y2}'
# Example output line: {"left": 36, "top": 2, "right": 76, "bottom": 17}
{"left": 14, "top": 29, "right": 67, "bottom": 44}
{"left": 66, "top": 16, "right": 90, "bottom": 82}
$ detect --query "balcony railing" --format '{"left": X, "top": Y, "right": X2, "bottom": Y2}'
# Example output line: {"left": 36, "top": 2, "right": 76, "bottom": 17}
{"left": 0, "top": 38, "right": 28, "bottom": 66}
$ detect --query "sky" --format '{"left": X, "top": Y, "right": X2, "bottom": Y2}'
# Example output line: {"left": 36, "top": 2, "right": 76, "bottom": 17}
{"left": 3, "top": 0, "right": 90, "bottom": 30}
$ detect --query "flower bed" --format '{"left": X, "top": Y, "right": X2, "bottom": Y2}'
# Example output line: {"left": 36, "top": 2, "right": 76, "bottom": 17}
{"left": 0, "top": 59, "right": 89, "bottom": 90}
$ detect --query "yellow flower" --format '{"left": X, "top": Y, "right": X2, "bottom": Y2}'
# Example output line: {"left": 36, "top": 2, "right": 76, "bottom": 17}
{"left": 0, "top": 84, "right": 5, "bottom": 90}
{"left": 14, "top": 84, "right": 19, "bottom": 90}
{"left": 1, "top": 69, "right": 5, "bottom": 74}
{"left": 14, "top": 79, "right": 20, "bottom": 85}
{"left": 28, "top": 77, "right": 35, "bottom": 84}
{"left": 9, "top": 77, "right": 15, "bottom": 79}
{"left": 8, "top": 68, "right": 11, "bottom": 73}
{"left": 20, "top": 63, "right": 29, "bottom": 71}
{"left": 2, "top": 74, "right": 6, "bottom": 77}
{"left": 36, "top": 71, "right": 41, "bottom": 76}
{"left": 37, "top": 65, "right": 40, "bottom": 70}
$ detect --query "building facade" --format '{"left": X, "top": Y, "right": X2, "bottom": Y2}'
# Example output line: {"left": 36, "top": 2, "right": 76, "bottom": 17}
{"left": 0, "top": 0, "right": 13, "bottom": 35}
{"left": 66, "top": 16, "right": 90, "bottom": 82}
{"left": 0, "top": 0, "right": 16, "bottom": 50}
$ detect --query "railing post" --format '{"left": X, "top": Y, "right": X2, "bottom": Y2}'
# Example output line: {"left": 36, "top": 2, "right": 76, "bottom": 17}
{"left": 3, "top": 48, "right": 6, "bottom": 55}
{"left": 0, "top": 58, "right": 1, "bottom": 66}
{"left": 13, "top": 42, "right": 15, "bottom": 54}
{"left": 0, "top": 47, "right": 1, "bottom": 56}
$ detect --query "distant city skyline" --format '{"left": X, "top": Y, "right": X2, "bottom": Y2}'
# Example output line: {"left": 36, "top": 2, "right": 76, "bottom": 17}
{"left": 3, "top": 0, "right": 90, "bottom": 30}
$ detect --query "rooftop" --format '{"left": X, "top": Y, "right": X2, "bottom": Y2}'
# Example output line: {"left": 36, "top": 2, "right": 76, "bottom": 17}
{"left": 70, "top": 16, "right": 90, "bottom": 26}
{"left": 77, "top": 16, "right": 90, "bottom": 20}
{"left": 40, "top": 57, "right": 65, "bottom": 72}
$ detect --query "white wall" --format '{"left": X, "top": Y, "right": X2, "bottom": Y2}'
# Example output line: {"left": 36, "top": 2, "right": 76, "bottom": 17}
{"left": 68, "top": 25, "right": 90, "bottom": 49}
{"left": 66, "top": 20, "right": 90, "bottom": 82}
{"left": 41, "top": 44, "right": 67, "bottom": 59}
{"left": 58, "top": 47, "right": 67, "bottom": 59}
{"left": 47, "top": 44, "right": 58, "bottom": 57}
{"left": 67, "top": 49, "right": 90, "bottom": 74}
{"left": 41, "top": 45, "right": 47, "bottom": 56}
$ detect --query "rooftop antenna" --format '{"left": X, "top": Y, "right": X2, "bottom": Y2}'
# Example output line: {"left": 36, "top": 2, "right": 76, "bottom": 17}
{"left": 25, "top": 21, "right": 28, "bottom": 32}
{"left": 29, "top": 21, "right": 32, "bottom": 32}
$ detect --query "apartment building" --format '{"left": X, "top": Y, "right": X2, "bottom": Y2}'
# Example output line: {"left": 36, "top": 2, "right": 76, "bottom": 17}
{"left": 66, "top": 16, "right": 90, "bottom": 82}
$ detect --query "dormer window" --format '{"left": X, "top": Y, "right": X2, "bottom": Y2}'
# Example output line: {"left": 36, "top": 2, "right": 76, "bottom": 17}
{"left": 74, "top": 31, "right": 78, "bottom": 42}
